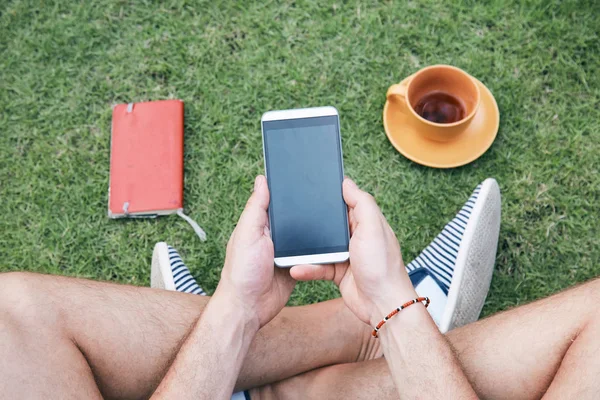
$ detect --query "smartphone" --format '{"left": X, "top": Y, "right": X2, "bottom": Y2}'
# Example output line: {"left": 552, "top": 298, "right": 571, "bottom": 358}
{"left": 261, "top": 106, "right": 350, "bottom": 267}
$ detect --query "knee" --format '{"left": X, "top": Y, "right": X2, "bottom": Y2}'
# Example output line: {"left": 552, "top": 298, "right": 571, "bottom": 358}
{"left": 581, "top": 278, "right": 600, "bottom": 311}
{"left": 563, "top": 278, "right": 600, "bottom": 330}
{"left": 588, "top": 278, "right": 600, "bottom": 318}
{"left": 0, "top": 272, "right": 59, "bottom": 329}
{"left": 589, "top": 278, "right": 600, "bottom": 297}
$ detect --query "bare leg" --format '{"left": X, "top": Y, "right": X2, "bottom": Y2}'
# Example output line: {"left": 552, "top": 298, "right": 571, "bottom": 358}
{"left": 4, "top": 271, "right": 600, "bottom": 399}
{"left": 0, "top": 272, "right": 378, "bottom": 399}
{"left": 251, "top": 278, "right": 600, "bottom": 400}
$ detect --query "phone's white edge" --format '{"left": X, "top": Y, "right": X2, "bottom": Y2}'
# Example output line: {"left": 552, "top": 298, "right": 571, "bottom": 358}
{"left": 275, "top": 252, "right": 349, "bottom": 268}
{"left": 261, "top": 106, "right": 339, "bottom": 122}
{"left": 261, "top": 106, "right": 349, "bottom": 268}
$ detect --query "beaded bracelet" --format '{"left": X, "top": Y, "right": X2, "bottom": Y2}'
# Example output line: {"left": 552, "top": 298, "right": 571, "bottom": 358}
{"left": 371, "top": 297, "right": 430, "bottom": 338}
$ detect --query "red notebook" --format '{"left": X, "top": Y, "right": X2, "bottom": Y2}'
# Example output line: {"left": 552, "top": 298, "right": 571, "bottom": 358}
{"left": 108, "top": 99, "right": 184, "bottom": 217}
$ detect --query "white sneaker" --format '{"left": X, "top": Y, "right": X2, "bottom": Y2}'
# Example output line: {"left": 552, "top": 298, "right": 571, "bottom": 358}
{"left": 406, "top": 178, "right": 501, "bottom": 332}
{"left": 151, "top": 242, "right": 206, "bottom": 295}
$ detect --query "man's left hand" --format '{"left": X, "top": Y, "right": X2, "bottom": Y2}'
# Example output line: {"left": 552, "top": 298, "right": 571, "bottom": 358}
{"left": 215, "top": 175, "right": 296, "bottom": 328}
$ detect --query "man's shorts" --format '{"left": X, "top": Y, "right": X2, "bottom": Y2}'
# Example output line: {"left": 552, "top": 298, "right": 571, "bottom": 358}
{"left": 232, "top": 391, "right": 251, "bottom": 400}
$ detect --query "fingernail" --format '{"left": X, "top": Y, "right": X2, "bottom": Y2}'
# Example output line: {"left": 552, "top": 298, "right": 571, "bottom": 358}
{"left": 345, "top": 178, "right": 357, "bottom": 189}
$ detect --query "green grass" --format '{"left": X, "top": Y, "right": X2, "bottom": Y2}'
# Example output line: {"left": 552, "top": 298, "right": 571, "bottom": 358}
{"left": 1, "top": 0, "right": 599, "bottom": 315}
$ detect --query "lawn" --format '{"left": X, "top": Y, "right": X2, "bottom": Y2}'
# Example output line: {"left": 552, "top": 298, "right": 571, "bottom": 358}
{"left": 1, "top": 0, "right": 598, "bottom": 316}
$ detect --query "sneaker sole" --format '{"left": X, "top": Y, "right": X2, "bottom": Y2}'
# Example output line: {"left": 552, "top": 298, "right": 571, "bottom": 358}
{"left": 440, "top": 178, "right": 501, "bottom": 332}
{"left": 151, "top": 242, "right": 176, "bottom": 291}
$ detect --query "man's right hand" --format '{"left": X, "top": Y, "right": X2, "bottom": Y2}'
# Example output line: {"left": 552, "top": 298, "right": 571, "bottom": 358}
{"left": 290, "top": 178, "right": 418, "bottom": 327}
{"left": 293, "top": 178, "right": 478, "bottom": 400}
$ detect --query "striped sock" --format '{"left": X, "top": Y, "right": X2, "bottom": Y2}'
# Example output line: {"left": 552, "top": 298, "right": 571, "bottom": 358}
{"left": 167, "top": 246, "right": 206, "bottom": 296}
{"left": 405, "top": 183, "right": 482, "bottom": 292}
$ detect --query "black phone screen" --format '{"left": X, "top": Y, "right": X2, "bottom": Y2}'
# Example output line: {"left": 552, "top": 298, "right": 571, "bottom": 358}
{"left": 262, "top": 115, "right": 349, "bottom": 258}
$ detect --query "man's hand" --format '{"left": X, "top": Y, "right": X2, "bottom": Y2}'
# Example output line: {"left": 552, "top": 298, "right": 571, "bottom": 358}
{"left": 290, "top": 178, "right": 478, "bottom": 400}
{"left": 290, "top": 178, "right": 417, "bottom": 326}
{"left": 216, "top": 175, "right": 296, "bottom": 328}
{"left": 152, "top": 176, "right": 296, "bottom": 400}
{"left": 155, "top": 176, "right": 477, "bottom": 400}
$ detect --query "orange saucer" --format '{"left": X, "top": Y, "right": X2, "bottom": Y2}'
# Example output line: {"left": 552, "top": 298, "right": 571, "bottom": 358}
{"left": 383, "top": 75, "right": 499, "bottom": 168}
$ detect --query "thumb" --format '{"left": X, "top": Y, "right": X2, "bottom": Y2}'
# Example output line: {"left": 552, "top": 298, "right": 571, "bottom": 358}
{"left": 290, "top": 264, "right": 346, "bottom": 286}
{"left": 236, "top": 175, "right": 270, "bottom": 237}
{"left": 249, "top": 175, "right": 269, "bottom": 210}
{"left": 342, "top": 178, "right": 361, "bottom": 208}
{"left": 342, "top": 177, "right": 380, "bottom": 222}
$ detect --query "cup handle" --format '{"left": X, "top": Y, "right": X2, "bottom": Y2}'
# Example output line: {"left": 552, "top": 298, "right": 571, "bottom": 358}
{"left": 386, "top": 83, "right": 409, "bottom": 112}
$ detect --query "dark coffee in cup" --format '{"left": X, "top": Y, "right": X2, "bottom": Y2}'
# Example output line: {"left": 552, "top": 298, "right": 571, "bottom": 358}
{"left": 386, "top": 65, "right": 481, "bottom": 141}
{"left": 414, "top": 91, "right": 466, "bottom": 124}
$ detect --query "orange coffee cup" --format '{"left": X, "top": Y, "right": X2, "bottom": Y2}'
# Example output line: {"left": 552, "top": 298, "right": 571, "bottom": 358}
{"left": 386, "top": 65, "right": 481, "bottom": 142}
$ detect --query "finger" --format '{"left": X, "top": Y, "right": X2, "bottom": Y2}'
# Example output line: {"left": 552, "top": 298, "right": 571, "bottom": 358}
{"left": 274, "top": 266, "right": 297, "bottom": 285}
{"left": 290, "top": 264, "right": 336, "bottom": 281}
{"left": 348, "top": 208, "right": 358, "bottom": 234}
{"left": 343, "top": 178, "right": 380, "bottom": 222}
{"left": 249, "top": 175, "right": 269, "bottom": 210}
{"left": 342, "top": 178, "right": 361, "bottom": 209}
{"left": 236, "top": 175, "right": 270, "bottom": 236}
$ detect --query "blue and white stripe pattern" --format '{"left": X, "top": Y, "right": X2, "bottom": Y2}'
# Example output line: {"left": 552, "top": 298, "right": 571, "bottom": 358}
{"left": 405, "top": 184, "right": 481, "bottom": 291}
{"left": 168, "top": 246, "right": 206, "bottom": 295}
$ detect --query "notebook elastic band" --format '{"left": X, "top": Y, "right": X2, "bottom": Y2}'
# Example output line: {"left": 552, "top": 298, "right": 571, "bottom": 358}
{"left": 177, "top": 209, "right": 207, "bottom": 241}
